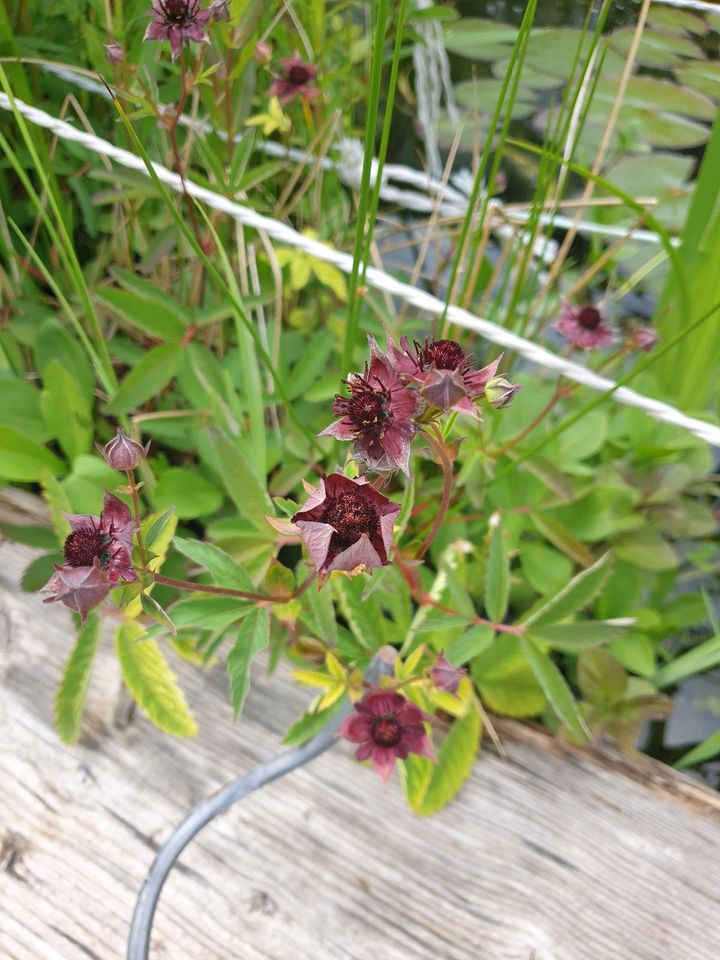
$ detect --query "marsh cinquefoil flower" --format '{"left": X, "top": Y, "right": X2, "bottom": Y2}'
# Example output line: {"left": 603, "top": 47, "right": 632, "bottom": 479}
{"left": 320, "top": 339, "right": 420, "bottom": 477}
{"left": 144, "top": 0, "right": 212, "bottom": 60}
{"left": 42, "top": 493, "right": 137, "bottom": 622}
{"left": 269, "top": 53, "right": 320, "bottom": 103}
{"left": 338, "top": 688, "right": 435, "bottom": 783}
{"left": 385, "top": 335, "right": 508, "bottom": 419}
{"left": 292, "top": 473, "right": 400, "bottom": 581}
{"left": 556, "top": 302, "right": 616, "bottom": 351}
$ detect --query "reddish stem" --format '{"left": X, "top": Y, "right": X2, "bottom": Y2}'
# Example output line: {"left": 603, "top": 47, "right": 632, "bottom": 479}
{"left": 148, "top": 570, "right": 316, "bottom": 605}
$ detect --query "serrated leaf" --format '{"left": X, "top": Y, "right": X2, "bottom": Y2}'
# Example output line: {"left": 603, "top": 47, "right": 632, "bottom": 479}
{"left": 283, "top": 696, "right": 345, "bottom": 746}
{"left": 54, "top": 615, "right": 102, "bottom": 743}
{"left": 205, "top": 429, "right": 274, "bottom": 534}
{"left": 171, "top": 595, "right": 251, "bottom": 630}
{"left": 40, "top": 359, "right": 93, "bottom": 460}
{"left": 412, "top": 704, "right": 482, "bottom": 815}
{"left": 105, "top": 343, "right": 184, "bottom": 415}
{"left": 115, "top": 621, "right": 197, "bottom": 736}
{"left": 0, "top": 521, "right": 58, "bottom": 550}
{"left": 446, "top": 625, "right": 494, "bottom": 665}
{"left": 227, "top": 607, "right": 270, "bottom": 718}
{"left": 20, "top": 552, "right": 61, "bottom": 592}
{"left": 485, "top": 517, "right": 509, "bottom": 622}
{"left": 527, "top": 620, "right": 630, "bottom": 651}
{"left": 399, "top": 752, "right": 434, "bottom": 810}
{"left": 173, "top": 536, "right": 254, "bottom": 591}
{"left": 141, "top": 593, "right": 176, "bottom": 635}
{"left": 519, "top": 636, "right": 589, "bottom": 741}
{"left": 96, "top": 286, "right": 186, "bottom": 342}
{"left": 521, "top": 552, "right": 613, "bottom": 627}
{"left": 143, "top": 507, "right": 177, "bottom": 556}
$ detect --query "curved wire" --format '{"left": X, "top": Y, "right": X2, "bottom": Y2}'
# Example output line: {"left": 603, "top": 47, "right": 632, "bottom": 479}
{"left": 127, "top": 651, "right": 395, "bottom": 959}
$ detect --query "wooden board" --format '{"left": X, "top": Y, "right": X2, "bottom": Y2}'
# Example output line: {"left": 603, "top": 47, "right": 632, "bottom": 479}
{"left": 1, "top": 487, "right": 719, "bottom": 960}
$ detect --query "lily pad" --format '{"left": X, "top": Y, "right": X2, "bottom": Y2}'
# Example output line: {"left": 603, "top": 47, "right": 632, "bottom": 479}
{"left": 443, "top": 18, "right": 519, "bottom": 60}
{"left": 675, "top": 62, "right": 720, "bottom": 100}
{"left": 524, "top": 29, "right": 627, "bottom": 80}
{"left": 647, "top": 7, "right": 708, "bottom": 37}
{"left": 609, "top": 27, "right": 702, "bottom": 69}
{"left": 594, "top": 74, "right": 715, "bottom": 121}
{"left": 454, "top": 79, "right": 537, "bottom": 119}
{"left": 491, "top": 58, "right": 562, "bottom": 90}
{"left": 602, "top": 153, "right": 694, "bottom": 234}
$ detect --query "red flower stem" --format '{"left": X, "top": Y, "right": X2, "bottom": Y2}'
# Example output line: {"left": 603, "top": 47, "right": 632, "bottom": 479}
{"left": 126, "top": 469, "right": 147, "bottom": 568}
{"left": 147, "top": 570, "right": 316, "bottom": 605}
{"left": 416, "top": 424, "right": 453, "bottom": 560}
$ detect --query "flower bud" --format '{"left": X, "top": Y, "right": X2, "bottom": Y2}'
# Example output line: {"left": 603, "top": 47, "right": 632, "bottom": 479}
{"left": 104, "top": 42, "right": 125, "bottom": 65}
{"left": 208, "top": 0, "right": 230, "bottom": 22}
{"left": 485, "top": 375, "right": 521, "bottom": 410}
{"left": 97, "top": 428, "right": 149, "bottom": 471}
{"left": 429, "top": 651, "right": 466, "bottom": 696}
{"left": 631, "top": 326, "right": 658, "bottom": 353}
{"left": 253, "top": 40, "right": 272, "bottom": 64}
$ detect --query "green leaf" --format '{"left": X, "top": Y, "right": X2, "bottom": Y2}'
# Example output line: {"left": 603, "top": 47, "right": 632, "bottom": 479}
{"left": 411, "top": 704, "right": 482, "bottom": 815}
{"left": 171, "top": 596, "right": 251, "bottom": 631}
{"left": 675, "top": 729, "right": 720, "bottom": 770}
{"left": 173, "top": 537, "right": 254, "bottom": 591}
{"left": 283, "top": 696, "right": 345, "bottom": 746}
{"left": 484, "top": 517, "right": 509, "bottom": 622}
{"left": 20, "top": 552, "right": 61, "bottom": 592}
{"left": 34, "top": 317, "right": 94, "bottom": 398}
{"left": 399, "top": 753, "right": 435, "bottom": 810}
{"left": 0, "top": 427, "right": 66, "bottom": 481}
{"left": 653, "top": 633, "right": 720, "bottom": 689}
{"left": 471, "top": 636, "right": 547, "bottom": 717}
{"left": 520, "top": 541, "right": 572, "bottom": 597}
{"left": 41, "top": 359, "right": 93, "bottom": 460}
{"left": 521, "top": 552, "right": 613, "bottom": 627}
{"left": 40, "top": 469, "right": 72, "bottom": 540}
{"left": 204, "top": 429, "right": 274, "bottom": 534}
{"left": 55, "top": 615, "right": 102, "bottom": 744}
{"left": 577, "top": 648, "right": 627, "bottom": 708}
{"left": 98, "top": 283, "right": 186, "bottom": 341}
{"left": 614, "top": 531, "right": 678, "bottom": 571}
{"left": 519, "top": 636, "right": 589, "bottom": 741}
{"left": 115, "top": 620, "right": 197, "bottom": 736}
{"left": 446, "top": 625, "right": 494, "bottom": 665}
{"left": 527, "top": 620, "right": 630, "bottom": 652}
{"left": 153, "top": 467, "right": 223, "bottom": 519}
{"left": 143, "top": 507, "right": 177, "bottom": 554}
{"left": 105, "top": 344, "right": 184, "bottom": 415}
{"left": 0, "top": 376, "right": 50, "bottom": 443}
{"left": 0, "top": 521, "right": 58, "bottom": 549}
{"left": 141, "top": 593, "right": 176, "bottom": 635}
{"left": 227, "top": 607, "right": 270, "bottom": 718}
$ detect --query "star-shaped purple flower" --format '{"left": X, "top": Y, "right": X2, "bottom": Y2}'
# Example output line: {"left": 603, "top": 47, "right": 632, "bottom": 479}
{"left": 269, "top": 53, "right": 320, "bottom": 103}
{"left": 144, "top": 0, "right": 212, "bottom": 60}
{"left": 556, "top": 301, "right": 616, "bottom": 350}
{"left": 292, "top": 473, "right": 400, "bottom": 582}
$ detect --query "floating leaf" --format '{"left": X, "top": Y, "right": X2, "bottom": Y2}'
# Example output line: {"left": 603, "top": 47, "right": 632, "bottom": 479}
{"left": 115, "top": 620, "right": 197, "bottom": 736}
{"left": 227, "top": 607, "right": 270, "bottom": 718}
{"left": 55, "top": 615, "right": 102, "bottom": 744}
{"left": 610, "top": 26, "right": 702, "bottom": 69}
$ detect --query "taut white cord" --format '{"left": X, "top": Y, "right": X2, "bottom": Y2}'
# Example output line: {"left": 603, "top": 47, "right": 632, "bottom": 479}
{"left": 2, "top": 92, "right": 718, "bottom": 447}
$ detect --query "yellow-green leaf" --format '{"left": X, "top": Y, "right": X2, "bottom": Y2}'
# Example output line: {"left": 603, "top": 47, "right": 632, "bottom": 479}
{"left": 411, "top": 704, "right": 482, "bottom": 815}
{"left": 55, "top": 616, "right": 102, "bottom": 743}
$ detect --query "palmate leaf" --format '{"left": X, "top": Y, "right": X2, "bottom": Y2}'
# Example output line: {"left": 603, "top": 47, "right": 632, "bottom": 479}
{"left": 115, "top": 621, "right": 197, "bottom": 737}
{"left": 406, "top": 703, "right": 482, "bottom": 816}
{"left": 55, "top": 616, "right": 102, "bottom": 744}
{"left": 227, "top": 607, "right": 270, "bottom": 719}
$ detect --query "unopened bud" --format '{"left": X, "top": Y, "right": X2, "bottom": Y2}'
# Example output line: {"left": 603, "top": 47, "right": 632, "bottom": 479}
{"left": 97, "top": 428, "right": 149, "bottom": 471}
{"left": 253, "top": 40, "right": 272, "bottom": 64}
{"left": 208, "top": 0, "right": 231, "bottom": 22}
{"left": 485, "top": 375, "right": 521, "bottom": 410}
{"left": 631, "top": 326, "right": 658, "bottom": 353}
{"left": 104, "top": 42, "right": 125, "bottom": 65}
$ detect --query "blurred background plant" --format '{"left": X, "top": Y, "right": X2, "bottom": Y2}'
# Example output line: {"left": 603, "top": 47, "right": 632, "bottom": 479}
{"left": 0, "top": 0, "right": 718, "bottom": 810}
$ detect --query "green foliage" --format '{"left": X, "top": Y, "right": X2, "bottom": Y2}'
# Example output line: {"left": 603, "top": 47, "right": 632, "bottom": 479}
{"left": 227, "top": 607, "right": 270, "bottom": 718}
{"left": 55, "top": 616, "right": 102, "bottom": 743}
{"left": 115, "top": 621, "right": 197, "bottom": 737}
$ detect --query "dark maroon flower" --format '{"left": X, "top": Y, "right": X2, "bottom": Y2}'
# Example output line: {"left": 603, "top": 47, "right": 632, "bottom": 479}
{"left": 556, "top": 301, "right": 616, "bottom": 350}
{"left": 144, "top": 0, "right": 212, "bottom": 60}
{"left": 631, "top": 326, "right": 659, "bottom": 353}
{"left": 319, "top": 339, "right": 420, "bottom": 476}
{"left": 269, "top": 53, "right": 320, "bottom": 104}
{"left": 338, "top": 688, "right": 435, "bottom": 783}
{"left": 429, "top": 651, "right": 466, "bottom": 696}
{"left": 385, "top": 335, "right": 505, "bottom": 419}
{"left": 42, "top": 493, "right": 138, "bottom": 621}
{"left": 96, "top": 428, "right": 150, "bottom": 472}
{"left": 292, "top": 474, "right": 400, "bottom": 581}
{"left": 105, "top": 42, "right": 125, "bottom": 65}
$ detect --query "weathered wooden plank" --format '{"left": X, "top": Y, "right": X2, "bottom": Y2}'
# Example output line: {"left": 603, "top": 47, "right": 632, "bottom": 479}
{"left": 1, "top": 487, "right": 719, "bottom": 960}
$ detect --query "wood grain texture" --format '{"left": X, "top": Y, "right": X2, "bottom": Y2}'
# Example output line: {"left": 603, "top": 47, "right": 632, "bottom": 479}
{"left": 1, "top": 487, "right": 719, "bottom": 960}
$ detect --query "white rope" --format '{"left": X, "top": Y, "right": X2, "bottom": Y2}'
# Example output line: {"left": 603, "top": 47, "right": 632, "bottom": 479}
{"left": 2, "top": 92, "right": 718, "bottom": 447}
{"left": 41, "top": 64, "right": 672, "bottom": 248}
{"left": 648, "top": 0, "right": 720, "bottom": 13}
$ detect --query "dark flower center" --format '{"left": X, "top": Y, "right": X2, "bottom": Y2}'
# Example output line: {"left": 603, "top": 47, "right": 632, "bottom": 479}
{"left": 341, "top": 379, "right": 390, "bottom": 429}
{"left": 372, "top": 714, "right": 402, "bottom": 748}
{"left": 324, "top": 490, "right": 379, "bottom": 551}
{"left": 159, "top": 0, "right": 196, "bottom": 25}
{"left": 288, "top": 64, "right": 311, "bottom": 85}
{"left": 416, "top": 338, "right": 467, "bottom": 371}
{"left": 577, "top": 307, "right": 602, "bottom": 331}
{"left": 64, "top": 528, "right": 112, "bottom": 569}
